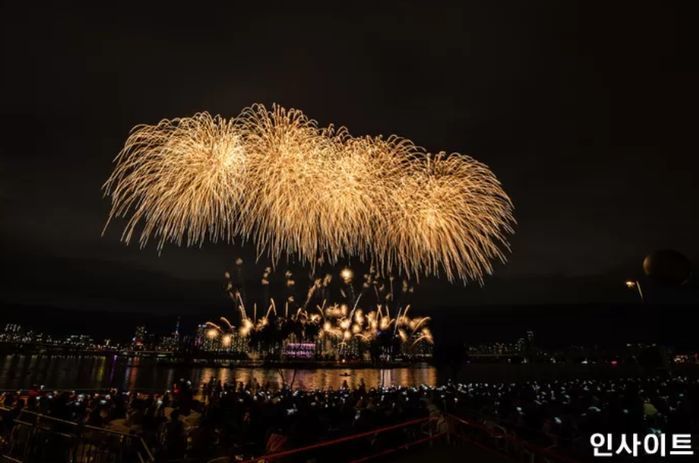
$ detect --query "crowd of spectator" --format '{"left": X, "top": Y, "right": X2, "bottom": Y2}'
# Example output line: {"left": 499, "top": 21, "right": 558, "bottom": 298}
{"left": 0, "top": 375, "right": 697, "bottom": 461}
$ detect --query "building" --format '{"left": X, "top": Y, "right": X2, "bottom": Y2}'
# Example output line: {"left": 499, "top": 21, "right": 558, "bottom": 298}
{"left": 65, "top": 334, "right": 94, "bottom": 347}
{"left": 132, "top": 325, "right": 147, "bottom": 350}
{"left": 157, "top": 317, "right": 182, "bottom": 352}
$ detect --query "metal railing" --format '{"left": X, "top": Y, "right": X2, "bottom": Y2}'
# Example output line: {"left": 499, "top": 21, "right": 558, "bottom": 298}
{"left": 0, "top": 407, "right": 583, "bottom": 463}
{"left": 227, "top": 413, "right": 580, "bottom": 463}
{"left": 446, "top": 414, "right": 580, "bottom": 463}
{"left": 238, "top": 416, "right": 445, "bottom": 463}
{"left": 0, "top": 408, "right": 154, "bottom": 463}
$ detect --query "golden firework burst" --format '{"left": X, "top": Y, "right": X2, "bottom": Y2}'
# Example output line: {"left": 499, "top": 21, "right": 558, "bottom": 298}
{"left": 103, "top": 113, "right": 245, "bottom": 249}
{"left": 103, "top": 104, "right": 515, "bottom": 283}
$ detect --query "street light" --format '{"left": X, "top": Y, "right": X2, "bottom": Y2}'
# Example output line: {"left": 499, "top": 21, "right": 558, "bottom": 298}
{"left": 625, "top": 280, "right": 644, "bottom": 302}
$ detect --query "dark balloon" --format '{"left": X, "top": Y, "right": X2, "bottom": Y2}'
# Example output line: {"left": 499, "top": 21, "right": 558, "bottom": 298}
{"left": 643, "top": 250, "right": 692, "bottom": 286}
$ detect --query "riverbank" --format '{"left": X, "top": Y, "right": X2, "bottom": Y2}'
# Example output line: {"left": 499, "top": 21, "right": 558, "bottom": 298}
{"left": 0, "top": 341, "right": 431, "bottom": 368}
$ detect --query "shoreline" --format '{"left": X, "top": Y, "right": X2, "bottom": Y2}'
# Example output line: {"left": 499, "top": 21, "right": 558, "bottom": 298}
{"left": 0, "top": 343, "right": 432, "bottom": 369}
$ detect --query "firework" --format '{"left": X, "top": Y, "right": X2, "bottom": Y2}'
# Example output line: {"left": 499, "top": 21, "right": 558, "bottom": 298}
{"left": 216, "top": 300, "right": 433, "bottom": 352}
{"left": 103, "top": 113, "right": 246, "bottom": 249}
{"left": 207, "top": 265, "right": 433, "bottom": 359}
{"left": 378, "top": 153, "right": 514, "bottom": 283}
{"left": 314, "top": 130, "right": 417, "bottom": 262}
{"left": 104, "top": 104, "right": 514, "bottom": 283}
{"left": 234, "top": 105, "right": 331, "bottom": 263}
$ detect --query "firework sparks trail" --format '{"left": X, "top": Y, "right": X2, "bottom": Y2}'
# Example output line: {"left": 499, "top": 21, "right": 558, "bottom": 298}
{"left": 220, "top": 317, "right": 234, "bottom": 331}
{"left": 212, "top": 264, "right": 433, "bottom": 352}
{"left": 207, "top": 266, "right": 434, "bottom": 355}
{"left": 104, "top": 104, "right": 514, "bottom": 283}
{"left": 103, "top": 113, "right": 246, "bottom": 249}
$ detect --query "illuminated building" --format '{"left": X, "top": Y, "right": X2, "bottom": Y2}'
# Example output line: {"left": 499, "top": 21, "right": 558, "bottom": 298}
{"left": 132, "top": 325, "right": 147, "bottom": 350}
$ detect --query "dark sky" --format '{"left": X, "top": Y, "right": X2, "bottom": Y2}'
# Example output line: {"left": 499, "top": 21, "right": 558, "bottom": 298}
{"left": 1, "top": 2, "right": 698, "bottom": 318}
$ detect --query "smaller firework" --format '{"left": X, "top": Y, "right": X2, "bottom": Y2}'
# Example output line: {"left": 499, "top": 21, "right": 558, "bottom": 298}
{"left": 205, "top": 264, "right": 433, "bottom": 360}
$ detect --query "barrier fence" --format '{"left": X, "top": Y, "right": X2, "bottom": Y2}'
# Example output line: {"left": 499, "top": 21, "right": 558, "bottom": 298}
{"left": 238, "top": 416, "right": 446, "bottom": 463}
{"left": 0, "top": 408, "right": 153, "bottom": 463}
{"left": 0, "top": 407, "right": 581, "bottom": 463}
{"left": 446, "top": 414, "right": 580, "bottom": 463}
{"left": 236, "top": 414, "right": 580, "bottom": 463}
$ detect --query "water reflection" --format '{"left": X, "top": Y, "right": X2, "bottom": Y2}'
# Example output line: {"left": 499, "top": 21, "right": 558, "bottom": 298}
{"left": 193, "top": 366, "right": 438, "bottom": 391}
{"left": 0, "top": 355, "right": 650, "bottom": 392}
{"left": 0, "top": 355, "right": 436, "bottom": 391}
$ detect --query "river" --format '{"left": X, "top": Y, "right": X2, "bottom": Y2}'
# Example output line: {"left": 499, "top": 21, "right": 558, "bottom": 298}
{"left": 0, "top": 353, "right": 666, "bottom": 393}
{"left": 0, "top": 354, "right": 439, "bottom": 391}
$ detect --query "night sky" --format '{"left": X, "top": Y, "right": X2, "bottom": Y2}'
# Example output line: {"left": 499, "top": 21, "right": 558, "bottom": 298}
{"left": 1, "top": 2, "right": 697, "bottom": 328}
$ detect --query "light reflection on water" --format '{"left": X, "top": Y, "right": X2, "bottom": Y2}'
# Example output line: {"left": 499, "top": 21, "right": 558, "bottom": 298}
{"left": 0, "top": 355, "right": 645, "bottom": 392}
{"left": 0, "top": 354, "right": 437, "bottom": 391}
